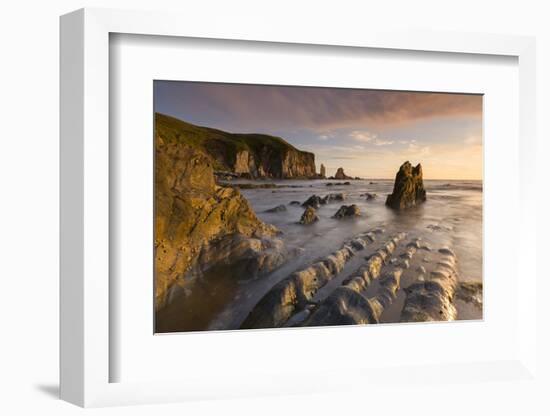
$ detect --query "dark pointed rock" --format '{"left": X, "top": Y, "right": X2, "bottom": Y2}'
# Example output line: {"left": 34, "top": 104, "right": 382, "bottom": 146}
{"left": 334, "top": 167, "right": 352, "bottom": 180}
{"left": 301, "top": 195, "right": 324, "bottom": 209}
{"left": 385, "top": 161, "right": 427, "bottom": 209}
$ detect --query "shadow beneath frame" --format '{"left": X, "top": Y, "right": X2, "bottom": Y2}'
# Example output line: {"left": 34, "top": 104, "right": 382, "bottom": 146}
{"left": 34, "top": 383, "right": 59, "bottom": 399}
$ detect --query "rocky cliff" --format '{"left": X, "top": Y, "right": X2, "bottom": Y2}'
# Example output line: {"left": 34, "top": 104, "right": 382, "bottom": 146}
{"left": 156, "top": 113, "right": 316, "bottom": 179}
{"left": 155, "top": 132, "right": 286, "bottom": 311}
{"left": 385, "top": 161, "right": 427, "bottom": 209}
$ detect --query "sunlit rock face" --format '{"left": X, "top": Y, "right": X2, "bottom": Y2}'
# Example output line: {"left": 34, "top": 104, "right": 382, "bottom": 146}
{"left": 155, "top": 113, "right": 316, "bottom": 179}
{"left": 385, "top": 161, "right": 427, "bottom": 209}
{"left": 154, "top": 134, "right": 283, "bottom": 311}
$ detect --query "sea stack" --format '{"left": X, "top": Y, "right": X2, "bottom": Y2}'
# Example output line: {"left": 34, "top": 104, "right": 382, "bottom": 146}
{"left": 385, "top": 161, "right": 427, "bottom": 209}
{"left": 334, "top": 167, "right": 352, "bottom": 180}
{"left": 320, "top": 164, "right": 326, "bottom": 178}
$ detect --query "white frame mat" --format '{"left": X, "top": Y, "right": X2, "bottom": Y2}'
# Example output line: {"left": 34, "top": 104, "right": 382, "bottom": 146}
{"left": 60, "top": 8, "right": 537, "bottom": 408}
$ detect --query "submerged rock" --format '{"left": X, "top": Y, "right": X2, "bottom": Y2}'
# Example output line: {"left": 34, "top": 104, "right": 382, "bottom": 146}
{"left": 322, "top": 193, "right": 345, "bottom": 203}
{"left": 289, "top": 201, "right": 301, "bottom": 206}
{"left": 385, "top": 161, "right": 427, "bottom": 209}
{"left": 333, "top": 204, "right": 361, "bottom": 219}
{"left": 299, "top": 206, "right": 319, "bottom": 225}
{"left": 265, "top": 204, "right": 287, "bottom": 213}
{"left": 364, "top": 193, "right": 377, "bottom": 201}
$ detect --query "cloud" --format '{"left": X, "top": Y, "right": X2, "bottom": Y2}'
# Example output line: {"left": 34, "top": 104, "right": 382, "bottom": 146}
{"left": 155, "top": 81, "right": 483, "bottom": 133}
{"left": 349, "top": 130, "right": 376, "bottom": 142}
{"left": 373, "top": 139, "right": 394, "bottom": 146}
{"left": 350, "top": 130, "right": 394, "bottom": 146}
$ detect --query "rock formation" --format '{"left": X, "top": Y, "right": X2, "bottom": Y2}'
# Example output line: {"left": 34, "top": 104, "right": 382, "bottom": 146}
{"left": 334, "top": 167, "right": 353, "bottom": 180}
{"left": 241, "top": 226, "right": 482, "bottom": 329}
{"left": 302, "top": 195, "right": 324, "bottom": 209}
{"left": 320, "top": 164, "right": 326, "bottom": 178}
{"left": 385, "top": 161, "right": 427, "bottom": 209}
{"left": 299, "top": 206, "right": 319, "bottom": 225}
{"left": 322, "top": 193, "right": 345, "bottom": 203}
{"left": 265, "top": 204, "right": 287, "bottom": 213}
{"left": 156, "top": 112, "right": 316, "bottom": 179}
{"left": 301, "top": 193, "right": 346, "bottom": 209}
{"left": 241, "top": 230, "right": 380, "bottom": 329}
{"left": 154, "top": 133, "right": 285, "bottom": 312}
{"left": 400, "top": 247, "right": 459, "bottom": 322}
{"left": 332, "top": 204, "right": 360, "bottom": 219}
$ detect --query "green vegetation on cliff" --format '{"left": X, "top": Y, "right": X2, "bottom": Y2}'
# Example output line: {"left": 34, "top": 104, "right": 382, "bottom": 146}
{"left": 155, "top": 113, "right": 316, "bottom": 178}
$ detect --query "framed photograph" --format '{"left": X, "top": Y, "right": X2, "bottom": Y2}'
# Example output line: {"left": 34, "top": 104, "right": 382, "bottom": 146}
{"left": 60, "top": 8, "right": 538, "bottom": 408}
{"left": 152, "top": 81, "right": 483, "bottom": 334}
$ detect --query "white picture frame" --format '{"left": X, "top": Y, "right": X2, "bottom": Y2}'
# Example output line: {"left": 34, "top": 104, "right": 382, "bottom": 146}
{"left": 60, "top": 7, "right": 538, "bottom": 408}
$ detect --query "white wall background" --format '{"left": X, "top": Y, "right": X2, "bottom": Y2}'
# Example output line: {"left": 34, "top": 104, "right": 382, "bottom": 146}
{"left": 0, "top": 0, "right": 548, "bottom": 414}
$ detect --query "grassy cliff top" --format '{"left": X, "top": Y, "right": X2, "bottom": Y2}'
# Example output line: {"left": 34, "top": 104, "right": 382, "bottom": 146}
{"left": 155, "top": 113, "right": 308, "bottom": 167}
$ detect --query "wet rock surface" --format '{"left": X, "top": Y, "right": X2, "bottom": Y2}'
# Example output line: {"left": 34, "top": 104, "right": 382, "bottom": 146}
{"left": 240, "top": 226, "right": 483, "bottom": 330}
{"left": 154, "top": 124, "right": 286, "bottom": 321}
{"left": 301, "top": 195, "right": 324, "bottom": 209}
{"left": 302, "top": 193, "right": 346, "bottom": 209}
{"left": 299, "top": 206, "right": 319, "bottom": 225}
{"left": 241, "top": 230, "right": 378, "bottom": 328}
{"left": 323, "top": 193, "right": 345, "bottom": 203}
{"left": 333, "top": 204, "right": 361, "bottom": 219}
{"left": 455, "top": 280, "right": 483, "bottom": 309}
{"left": 385, "top": 161, "right": 427, "bottom": 209}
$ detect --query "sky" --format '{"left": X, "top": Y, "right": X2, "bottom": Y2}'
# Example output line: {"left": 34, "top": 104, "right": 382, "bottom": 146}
{"left": 154, "top": 81, "right": 483, "bottom": 180}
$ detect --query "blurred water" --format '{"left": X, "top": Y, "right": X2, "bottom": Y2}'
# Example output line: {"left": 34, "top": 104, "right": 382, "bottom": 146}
{"left": 206, "top": 178, "right": 482, "bottom": 330}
